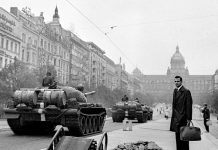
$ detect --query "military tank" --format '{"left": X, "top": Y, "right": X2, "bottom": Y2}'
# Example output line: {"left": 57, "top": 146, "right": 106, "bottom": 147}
{"left": 3, "top": 86, "right": 106, "bottom": 136}
{"left": 142, "top": 105, "right": 153, "bottom": 120}
{"left": 111, "top": 101, "right": 148, "bottom": 123}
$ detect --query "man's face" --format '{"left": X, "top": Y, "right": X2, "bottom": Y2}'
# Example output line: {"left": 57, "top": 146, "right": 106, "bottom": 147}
{"left": 174, "top": 78, "right": 182, "bottom": 88}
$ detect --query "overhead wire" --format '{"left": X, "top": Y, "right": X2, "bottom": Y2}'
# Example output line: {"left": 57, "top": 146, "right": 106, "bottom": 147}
{"left": 64, "top": 0, "right": 137, "bottom": 69}
{"left": 78, "top": 13, "right": 218, "bottom": 30}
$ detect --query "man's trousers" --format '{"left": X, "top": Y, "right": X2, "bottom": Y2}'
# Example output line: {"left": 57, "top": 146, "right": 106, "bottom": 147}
{"left": 175, "top": 132, "right": 189, "bottom": 150}
{"left": 204, "top": 119, "right": 209, "bottom": 132}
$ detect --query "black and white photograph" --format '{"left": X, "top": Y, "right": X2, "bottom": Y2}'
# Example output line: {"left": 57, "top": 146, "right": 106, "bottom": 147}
{"left": 0, "top": 0, "right": 218, "bottom": 149}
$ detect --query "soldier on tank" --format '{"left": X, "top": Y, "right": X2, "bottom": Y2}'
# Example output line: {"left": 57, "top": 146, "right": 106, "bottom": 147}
{"left": 134, "top": 98, "right": 140, "bottom": 103}
{"left": 122, "top": 95, "right": 129, "bottom": 102}
{"left": 76, "top": 84, "right": 84, "bottom": 92}
{"left": 42, "top": 72, "right": 54, "bottom": 88}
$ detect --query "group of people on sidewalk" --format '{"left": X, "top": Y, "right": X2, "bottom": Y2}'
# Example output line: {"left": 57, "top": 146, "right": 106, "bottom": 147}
{"left": 170, "top": 76, "right": 211, "bottom": 150}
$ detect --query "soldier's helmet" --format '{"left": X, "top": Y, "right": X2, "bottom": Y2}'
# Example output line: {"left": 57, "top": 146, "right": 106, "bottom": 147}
{"left": 135, "top": 98, "right": 139, "bottom": 103}
{"left": 76, "top": 84, "right": 84, "bottom": 92}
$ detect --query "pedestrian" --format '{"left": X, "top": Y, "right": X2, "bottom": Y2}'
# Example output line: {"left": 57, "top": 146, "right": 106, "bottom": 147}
{"left": 42, "top": 72, "right": 54, "bottom": 87}
{"left": 170, "top": 76, "right": 193, "bottom": 150}
{"left": 201, "top": 103, "right": 210, "bottom": 132}
{"left": 165, "top": 106, "right": 170, "bottom": 119}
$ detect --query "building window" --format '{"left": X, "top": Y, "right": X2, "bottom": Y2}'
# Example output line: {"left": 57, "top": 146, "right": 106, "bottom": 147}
{"left": 5, "top": 59, "right": 7, "bottom": 66}
{"left": 51, "top": 45, "right": 53, "bottom": 53}
{"left": 17, "top": 44, "right": 20, "bottom": 54}
{"left": 0, "top": 57, "right": 2, "bottom": 68}
{"left": 10, "top": 41, "right": 13, "bottom": 52}
{"left": 27, "top": 52, "right": 30, "bottom": 62}
{"left": 54, "top": 46, "right": 57, "bottom": 54}
{"left": 22, "top": 49, "right": 24, "bottom": 60}
{"left": 34, "top": 40, "right": 37, "bottom": 46}
{"left": 1, "top": 37, "right": 4, "bottom": 48}
{"left": 15, "top": 43, "right": 17, "bottom": 53}
{"left": 44, "top": 41, "right": 47, "bottom": 50}
{"left": 6, "top": 40, "right": 9, "bottom": 50}
{"left": 41, "top": 39, "right": 43, "bottom": 47}
{"left": 48, "top": 43, "right": 50, "bottom": 52}
{"left": 22, "top": 33, "right": 26, "bottom": 43}
{"left": 28, "top": 37, "right": 32, "bottom": 44}
{"left": 54, "top": 58, "right": 56, "bottom": 66}
{"left": 32, "top": 52, "right": 36, "bottom": 64}
{"left": 59, "top": 46, "right": 61, "bottom": 55}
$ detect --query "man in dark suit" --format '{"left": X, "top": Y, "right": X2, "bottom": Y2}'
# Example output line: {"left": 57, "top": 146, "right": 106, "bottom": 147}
{"left": 201, "top": 103, "right": 210, "bottom": 132}
{"left": 42, "top": 72, "right": 54, "bottom": 87}
{"left": 170, "top": 76, "right": 193, "bottom": 150}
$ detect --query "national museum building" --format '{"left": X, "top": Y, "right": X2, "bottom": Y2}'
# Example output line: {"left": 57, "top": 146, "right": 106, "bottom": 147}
{"left": 139, "top": 46, "right": 212, "bottom": 103}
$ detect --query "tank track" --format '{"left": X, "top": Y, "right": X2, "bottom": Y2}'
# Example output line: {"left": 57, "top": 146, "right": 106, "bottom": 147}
{"left": 67, "top": 111, "right": 106, "bottom": 136}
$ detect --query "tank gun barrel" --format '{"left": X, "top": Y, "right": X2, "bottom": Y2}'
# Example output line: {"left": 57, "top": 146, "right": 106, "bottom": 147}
{"left": 84, "top": 91, "right": 96, "bottom": 96}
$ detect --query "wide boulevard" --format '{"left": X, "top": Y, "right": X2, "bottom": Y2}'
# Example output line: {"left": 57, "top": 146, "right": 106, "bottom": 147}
{"left": 0, "top": 107, "right": 217, "bottom": 150}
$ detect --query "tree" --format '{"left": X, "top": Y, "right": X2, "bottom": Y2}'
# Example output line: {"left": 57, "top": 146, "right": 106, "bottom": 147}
{"left": 0, "top": 57, "right": 27, "bottom": 90}
{"left": 0, "top": 58, "right": 39, "bottom": 103}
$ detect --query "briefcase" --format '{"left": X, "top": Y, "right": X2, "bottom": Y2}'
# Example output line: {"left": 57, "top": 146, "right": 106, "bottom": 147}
{"left": 180, "top": 121, "right": 201, "bottom": 141}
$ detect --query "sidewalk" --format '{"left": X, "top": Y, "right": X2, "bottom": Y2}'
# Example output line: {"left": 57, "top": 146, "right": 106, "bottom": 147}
{"left": 0, "top": 119, "right": 8, "bottom": 129}
{"left": 90, "top": 118, "right": 218, "bottom": 150}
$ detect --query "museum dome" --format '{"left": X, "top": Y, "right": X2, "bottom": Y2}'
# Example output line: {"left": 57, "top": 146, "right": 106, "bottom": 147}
{"left": 170, "top": 45, "right": 185, "bottom": 64}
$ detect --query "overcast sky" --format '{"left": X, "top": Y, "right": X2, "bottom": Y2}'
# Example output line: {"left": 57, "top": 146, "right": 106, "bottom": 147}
{"left": 2, "top": 0, "right": 218, "bottom": 75}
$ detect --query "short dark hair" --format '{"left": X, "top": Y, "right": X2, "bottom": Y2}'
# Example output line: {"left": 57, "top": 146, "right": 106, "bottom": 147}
{"left": 175, "top": 76, "right": 182, "bottom": 82}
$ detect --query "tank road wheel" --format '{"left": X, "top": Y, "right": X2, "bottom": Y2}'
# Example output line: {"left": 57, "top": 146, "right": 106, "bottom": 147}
{"left": 150, "top": 114, "right": 153, "bottom": 120}
{"left": 99, "top": 116, "right": 104, "bottom": 132}
{"left": 90, "top": 117, "right": 95, "bottom": 133}
{"left": 7, "top": 117, "right": 25, "bottom": 135}
{"left": 85, "top": 117, "right": 90, "bottom": 134}
{"left": 117, "top": 115, "right": 124, "bottom": 123}
{"left": 112, "top": 113, "right": 118, "bottom": 122}
{"left": 93, "top": 117, "right": 98, "bottom": 132}
{"left": 88, "top": 117, "right": 93, "bottom": 133}
{"left": 138, "top": 113, "right": 146, "bottom": 123}
{"left": 80, "top": 116, "right": 86, "bottom": 135}
{"left": 96, "top": 116, "right": 100, "bottom": 131}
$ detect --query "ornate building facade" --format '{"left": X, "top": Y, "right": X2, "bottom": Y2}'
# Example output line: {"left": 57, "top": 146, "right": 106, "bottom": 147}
{"left": 0, "top": 6, "right": 129, "bottom": 91}
{"left": 0, "top": 7, "right": 21, "bottom": 70}
{"left": 135, "top": 46, "right": 212, "bottom": 104}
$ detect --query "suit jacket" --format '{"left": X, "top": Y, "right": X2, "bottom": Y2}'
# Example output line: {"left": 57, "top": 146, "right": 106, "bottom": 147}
{"left": 170, "top": 86, "right": 193, "bottom": 132}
